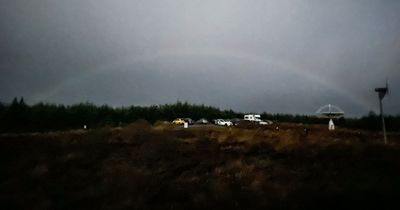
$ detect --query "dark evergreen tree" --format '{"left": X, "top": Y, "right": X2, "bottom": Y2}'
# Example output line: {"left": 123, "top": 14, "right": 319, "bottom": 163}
{"left": 0, "top": 98, "right": 399, "bottom": 133}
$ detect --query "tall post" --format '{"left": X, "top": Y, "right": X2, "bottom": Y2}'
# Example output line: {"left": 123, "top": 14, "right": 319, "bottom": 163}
{"left": 375, "top": 84, "right": 389, "bottom": 145}
{"left": 378, "top": 97, "right": 387, "bottom": 144}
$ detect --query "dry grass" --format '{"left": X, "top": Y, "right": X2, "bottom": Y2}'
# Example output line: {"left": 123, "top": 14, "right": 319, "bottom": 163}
{"left": 0, "top": 121, "right": 399, "bottom": 209}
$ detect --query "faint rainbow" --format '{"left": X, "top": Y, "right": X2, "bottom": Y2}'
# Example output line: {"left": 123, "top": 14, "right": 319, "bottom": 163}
{"left": 32, "top": 48, "right": 371, "bottom": 112}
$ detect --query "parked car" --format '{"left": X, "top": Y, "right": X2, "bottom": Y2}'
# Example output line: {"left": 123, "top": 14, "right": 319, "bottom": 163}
{"left": 265, "top": 120, "right": 273, "bottom": 125}
{"left": 230, "top": 118, "right": 241, "bottom": 126}
{"left": 196, "top": 118, "right": 209, "bottom": 124}
{"left": 257, "top": 119, "right": 273, "bottom": 125}
{"left": 216, "top": 119, "right": 233, "bottom": 126}
{"left": 182, "top": 118, "right": 194, "bottom": 125}
{"left": 244, "top": 114, "right": 272, "bottom": 125}
{"left": 172, "top": 118, "right": 185, "bottom": 125}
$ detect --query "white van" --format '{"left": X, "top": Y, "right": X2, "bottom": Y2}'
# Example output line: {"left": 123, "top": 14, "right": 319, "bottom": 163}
{"left": 244, "top": 114, "right": 271, "bottom": 125}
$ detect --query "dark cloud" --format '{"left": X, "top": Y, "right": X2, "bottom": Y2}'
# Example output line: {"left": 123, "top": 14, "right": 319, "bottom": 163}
{"left": 1, "top": 0, "right": 399, "bottom": 116}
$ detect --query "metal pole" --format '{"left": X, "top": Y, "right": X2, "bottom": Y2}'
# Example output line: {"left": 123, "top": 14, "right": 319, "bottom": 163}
{"left": 379, "top": 97, "right": 387, "bottom": 144}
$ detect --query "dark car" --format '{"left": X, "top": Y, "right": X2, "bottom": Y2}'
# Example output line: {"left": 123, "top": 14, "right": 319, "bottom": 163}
{"left": 212, "top": 119, "right": 218, "bottom": 125}
{"left": 230, "top": 118, "right": 241, "bottom": 126}
{"left": 182, "top": 118, "right": 194, "bottom": 125}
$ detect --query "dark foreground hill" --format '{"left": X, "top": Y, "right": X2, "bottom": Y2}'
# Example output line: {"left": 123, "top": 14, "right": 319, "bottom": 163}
{"left": 1, "top": 121, "right": 399, "bottom": 210}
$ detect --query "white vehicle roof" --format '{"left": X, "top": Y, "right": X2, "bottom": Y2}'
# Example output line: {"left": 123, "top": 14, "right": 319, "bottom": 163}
{"left": 244, "top": 114, "right": 261, "bottom": 117}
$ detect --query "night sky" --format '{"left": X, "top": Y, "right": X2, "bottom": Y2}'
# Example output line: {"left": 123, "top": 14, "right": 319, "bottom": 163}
{"left": 1, "top": 0, "right": 399, "bottom": 116}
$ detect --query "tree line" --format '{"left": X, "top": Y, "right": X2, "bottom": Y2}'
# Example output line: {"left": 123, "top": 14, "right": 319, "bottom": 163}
{"left": 0, "top": 97, "right": 399, "bottom": 133}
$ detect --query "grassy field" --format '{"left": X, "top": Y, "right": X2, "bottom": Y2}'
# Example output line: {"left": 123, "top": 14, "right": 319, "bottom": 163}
{"left": 1, "top": 121, "right": 399, "bottom": 210}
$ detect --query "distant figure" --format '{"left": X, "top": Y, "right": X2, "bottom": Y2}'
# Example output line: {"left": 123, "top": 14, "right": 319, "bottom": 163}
{"left": 303, "top": 128, "right": 309, "bottom": 135}
{"left": 328, "top": 119, "right": 335, "bottom": 131}
{"left": 356, "top": 131, "right": 365, "bottom": 142}
{"left": 84, "top": 125, "right": 87, "bottom": 130}
{"left": 275, "top": 126, "right": 279, "bottom": 131}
